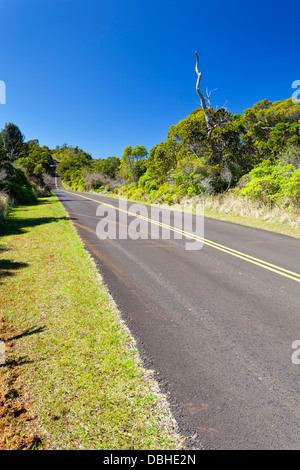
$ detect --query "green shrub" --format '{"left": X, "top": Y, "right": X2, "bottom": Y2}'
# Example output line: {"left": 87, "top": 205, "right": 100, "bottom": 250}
{"left": 187, "top": 185, "right": 199, "bottom": 197}
{"left": 174, "top": 184, "right": 188, "bottom": 197}
{"left": 138, "top": 173, "right": 153, "bottom": 189}
{"left": 144, "top": 180, "right": 158, "bottom": 193}
{"left": 281, "top": 168, "right": 300, "bottom": 207}
{"left": 236, "top": 160, "right": 300, "bottom": 207}
{"left": 0, "top": 162, "right": 37, "bottom": 204}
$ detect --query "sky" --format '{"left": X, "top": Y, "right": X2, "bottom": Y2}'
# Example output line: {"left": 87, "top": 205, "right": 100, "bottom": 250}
{"left": 0, "top": 0, "right": 299, "bottom": 159}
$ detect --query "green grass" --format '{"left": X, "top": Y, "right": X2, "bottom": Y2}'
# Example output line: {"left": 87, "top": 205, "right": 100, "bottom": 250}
{"left": 0, "top": 195, "right": 184, "bottom": 450}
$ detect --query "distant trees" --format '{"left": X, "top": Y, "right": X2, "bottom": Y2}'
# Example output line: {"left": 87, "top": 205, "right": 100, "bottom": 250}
{"left": 0, "top": 123, "right": 53, "bottom": 215}
{"left": 53, "top": 95, "right": 299, "bottom": 210}
{"left": 0, "top": 135, "right": 9, "bottom": 163}
{"left": 55, "top": 145, "right": 122, "bottom": 191}
{"left": 241, "top": 98, "right": 300, "bottom": 160}
{"left": 0, "top": 123, "right": 26, "bottom": 160}
{"left": 93, "top": 156, "right": 120, "bottom": 179}
{"left": 48, "top": 58, "right": 300, "bottom": 211}
{"left": 119, "top": 145, "right": 148, "bottom": 183}
{"left": 1, "top": 51, "right": 299, "bottom": 216}
{"left": 55, "top": 146, "right": 93, "bottom": 189}
{"left": 112, "top": 97, "right": 300, "bottom": 207}
{"left": 18, "top": 143, "right": 53, "bottom": 178}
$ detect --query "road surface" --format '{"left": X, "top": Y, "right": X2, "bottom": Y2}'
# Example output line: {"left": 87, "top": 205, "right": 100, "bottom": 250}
{"left": 53, "top": 173, "right": 300, "bottom": 450}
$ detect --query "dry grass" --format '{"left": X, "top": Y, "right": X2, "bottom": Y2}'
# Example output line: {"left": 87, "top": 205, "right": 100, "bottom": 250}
{"left": 193, "top": 193, "right": 300, "bottom": 238}
{"left": 198, "top": 193, "right": 299, "bottom": 227}
{"left": 0, "top": 190, "right": 10, "bottom": 222}
{"left": 95, "top": 189, "right": 300, "bottom": 239}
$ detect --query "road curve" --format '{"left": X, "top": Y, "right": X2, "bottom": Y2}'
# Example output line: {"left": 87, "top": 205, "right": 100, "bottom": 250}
{"left": 53, "top": 173, "right": 300, "bottom": 450}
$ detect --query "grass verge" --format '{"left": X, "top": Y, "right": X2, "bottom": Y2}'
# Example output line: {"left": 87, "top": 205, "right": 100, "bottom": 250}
{"left": 0, "top": 195, "right": 185, "bottom": 450}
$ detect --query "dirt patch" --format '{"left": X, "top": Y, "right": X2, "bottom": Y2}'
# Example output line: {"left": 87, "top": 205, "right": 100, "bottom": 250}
{"left": 0, "top": 318, "right": 44, "bottom": 450}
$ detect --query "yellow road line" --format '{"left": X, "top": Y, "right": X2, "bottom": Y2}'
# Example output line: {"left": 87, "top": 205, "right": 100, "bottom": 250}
{"left": 54, "top": 176, "right": 300, "bottom": 283}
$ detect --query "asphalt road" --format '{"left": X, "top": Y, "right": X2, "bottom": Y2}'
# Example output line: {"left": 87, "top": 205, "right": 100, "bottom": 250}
{"left": 53, "top": 173, "right": 300, "bottom": 450}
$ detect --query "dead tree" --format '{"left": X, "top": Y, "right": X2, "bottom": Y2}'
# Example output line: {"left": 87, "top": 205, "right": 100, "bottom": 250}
{"left": 195, "top": 52, "right": 214, "bottom": 134}
{"left": 195, "top": 52, "right": 227, "bottom": 136}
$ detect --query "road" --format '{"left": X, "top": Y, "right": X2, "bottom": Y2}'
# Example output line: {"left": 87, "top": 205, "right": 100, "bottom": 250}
{"left": 53, "top": 173, "right": 300, "bottom": 450}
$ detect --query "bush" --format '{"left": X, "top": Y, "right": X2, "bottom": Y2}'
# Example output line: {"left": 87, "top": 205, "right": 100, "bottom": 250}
{"left": 0, "top": 162, "right": 37, "bottom": 204}
{"left": 187, "top": 185, "right": 199, "bottom": 197}
{"left": 236, "top": 160, "right": 300, "bottom": 207}
{"left": 144, "top": 180, "right": 158, "bottom": 193}
{"left": 138, "top": 173, "right": 153, "bottom": 189}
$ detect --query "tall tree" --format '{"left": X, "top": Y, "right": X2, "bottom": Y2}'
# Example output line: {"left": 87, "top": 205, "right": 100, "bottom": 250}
{"left": 146, "top": 141, "right": 178, "bottom": 179}
{"left": 18, "top": 144, "right": 53, "bottom": 178}
{"left": 0, "top": 135, "right": 9, "bottom": 162}
{"left": 0, "top": 122, "right": 26, "bottom": 160}
{"left": 119, "top": 145, "right": 148, "bottom": 183}
{"left": 195, "top": 52, "right": 228, "bottom": 136}
{"left": 93, "top": 156, "right": 121, "bottom": 178}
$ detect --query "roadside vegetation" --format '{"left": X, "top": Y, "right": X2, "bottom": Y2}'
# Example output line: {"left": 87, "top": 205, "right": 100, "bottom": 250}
{"left": 0, "top": 121, "right": 184, "bottom": 449}
{"left": 0, "top": 95, "right": 299, "bottom": 448}
{"left": 0, "top": 123, "right": 52, "bottom": 222}
{"left": 54, "top": 98, "right": 300, "bottom": 234}
{"left": 0, "top": 196, "right": 184, "bottom": 450}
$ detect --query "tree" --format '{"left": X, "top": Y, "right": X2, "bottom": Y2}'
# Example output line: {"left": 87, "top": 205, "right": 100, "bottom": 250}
{"left": 241, "top": 98, "right": 300, "bottom": 162}
{"left": 0, "top": 123, "right": 26, "bottom": 160}
{"left": 119, "top": 145, "right": 148, "bottom": 183}
{"left": 0, "top": 135, "right": 9, "bottom": 162}
{"left": 26, "top": 139, "right": 39, "bottom": 150}
{"left": 195, "top": 52, "right": 228, "bottom": 136}
{"left": 18, "top": 144, "right": 53, "bottom": 178}
{"left": 93, "top": 156, "right": 121, "bottom": 178}
{"left": 56, "top": 146, "right": 93, "bottom": 188}
{"left": 146, "top": 141, "right": 178, "bottom": 179}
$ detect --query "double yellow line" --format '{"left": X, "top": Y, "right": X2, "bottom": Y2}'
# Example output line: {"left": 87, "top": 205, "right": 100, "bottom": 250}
{"left": 55, "top": 175, "right": 300, "bottom": 283}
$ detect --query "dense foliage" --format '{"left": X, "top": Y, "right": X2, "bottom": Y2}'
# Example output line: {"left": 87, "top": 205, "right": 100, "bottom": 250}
{"left": 1, "top": 97, "right": 299, "bottom": 223}
{"left": 54, "top": 98, "right": 300, "bottom": 210}
{"left": 54, "top": 145, "right": 121, "bottom": 192}
{"left": 116, "top": 98, "right": 299, "bottom": 208}
{"left": 0, "top": 124, "right": 54, "bottom": 221}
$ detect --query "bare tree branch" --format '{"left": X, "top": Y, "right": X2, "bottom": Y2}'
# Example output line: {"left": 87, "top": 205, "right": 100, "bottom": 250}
{"left": 195, "top": 52, "right": 207, "bottom": 111}
{"left": 206, "top": 87, "right": 217, "bottom": 108}
{"left": 195, "top": 52, "right": 213, "bottom": 134}
{"left": 195, "top": 52, "right": 229, "bottom": 135}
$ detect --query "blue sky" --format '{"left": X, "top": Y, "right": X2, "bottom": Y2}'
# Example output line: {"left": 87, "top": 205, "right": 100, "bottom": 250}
{"left": 0, "top": 0, "right": 298, "bottom": 159}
